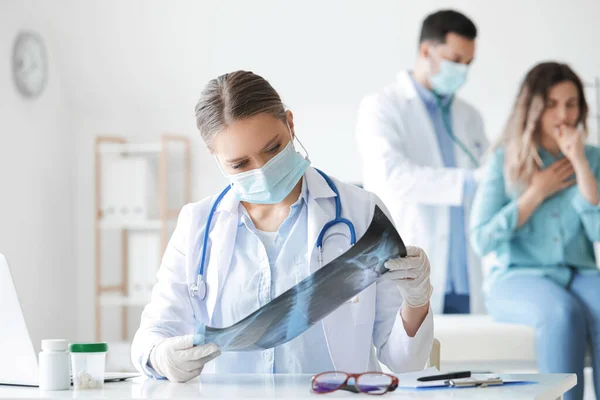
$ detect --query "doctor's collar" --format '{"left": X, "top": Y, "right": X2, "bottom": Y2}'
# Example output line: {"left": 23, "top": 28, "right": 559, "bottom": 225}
{"left": 236, "top": 176, "right": 308, "bottom": 227}
{"left": 408, "top": 72, "right": 453, "bottom": 110}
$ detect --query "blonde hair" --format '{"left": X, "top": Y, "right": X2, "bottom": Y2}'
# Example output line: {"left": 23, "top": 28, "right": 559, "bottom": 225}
{"left": 494, "top": 62, "right": 588, "bottom": 191}
{"left": 195, "top": 71, "right": 287, "bottom": 151}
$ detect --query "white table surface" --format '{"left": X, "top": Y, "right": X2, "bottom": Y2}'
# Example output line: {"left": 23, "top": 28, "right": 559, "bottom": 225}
{"left": 0, "top": 373, "right": 576, "bottom": 399}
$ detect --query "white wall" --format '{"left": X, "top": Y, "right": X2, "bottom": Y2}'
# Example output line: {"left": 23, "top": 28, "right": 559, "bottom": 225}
{"left": 60, "top": 0, "right": 600, "bottom": 340}
{"left": 3, "top": 0, "right": 599, "bottom": 341}
{"left": 0, "top": 1, "right": 76, "bottom": 348}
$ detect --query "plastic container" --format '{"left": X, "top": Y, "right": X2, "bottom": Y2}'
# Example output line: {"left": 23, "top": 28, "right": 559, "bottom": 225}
{"left": 69, "top": 343, "right": 108, "bottom": 390}
{"left": 39, "top": 339, "right": 70, "bottom": 391}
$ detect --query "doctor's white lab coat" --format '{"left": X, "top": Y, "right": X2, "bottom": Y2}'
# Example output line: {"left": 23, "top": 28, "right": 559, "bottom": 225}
{"left": 356, "top": 71, "right": 489, "bottom": 314}
{"left": 131, "top": 166, "right": 433, "bottom": 375}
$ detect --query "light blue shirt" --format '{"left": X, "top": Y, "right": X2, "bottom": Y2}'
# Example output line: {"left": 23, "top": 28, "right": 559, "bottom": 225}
{"left": 470, "top": 146, "right": 600, "bottom": 290}
{"left": 410, "top": 75, "right": 474, "bottom": 295}
{"left": 210, "top": 177, "right": 335, "bottom": 373}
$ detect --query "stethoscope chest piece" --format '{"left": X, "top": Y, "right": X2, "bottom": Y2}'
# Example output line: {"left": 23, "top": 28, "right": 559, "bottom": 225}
{"left": 197, "top": 281, "right": 207, "bottom": 300}
{"left": 191, "top": 279, "right": 207, "bottom": 300}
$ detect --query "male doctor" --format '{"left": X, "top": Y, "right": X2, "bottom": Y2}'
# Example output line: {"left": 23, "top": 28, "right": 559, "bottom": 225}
{"left": 356, "top": 10, "right": 488, "bottom": 314}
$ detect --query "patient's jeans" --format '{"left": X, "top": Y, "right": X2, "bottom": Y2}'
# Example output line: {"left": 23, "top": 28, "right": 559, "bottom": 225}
{"left": 486, "top": 273, "right": 600, "bottom": 400}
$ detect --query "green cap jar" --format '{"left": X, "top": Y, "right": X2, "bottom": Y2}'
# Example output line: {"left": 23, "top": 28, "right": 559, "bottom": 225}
{"left": 69, "top": 343, "right": 108, "bottom": 353}
{"left": 69, "top": 342, "right": 108, "bottom": 390}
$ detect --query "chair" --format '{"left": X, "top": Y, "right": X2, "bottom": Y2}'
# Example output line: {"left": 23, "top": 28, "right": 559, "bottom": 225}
{"left": 429, "top": 338, "right": 441, "bottom": 370}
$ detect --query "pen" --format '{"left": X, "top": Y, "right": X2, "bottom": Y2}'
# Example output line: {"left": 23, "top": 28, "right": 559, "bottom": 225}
{"left": 417, "top": 371, "right": 471, "bottom": 382}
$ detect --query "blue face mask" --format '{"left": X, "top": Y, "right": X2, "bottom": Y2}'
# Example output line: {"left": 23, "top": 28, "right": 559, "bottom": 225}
{"left": 220, "top": 140, "right": 310, "bottom": 204}
{"left": 429, "top": 59, "right": 469, "bottom": 96}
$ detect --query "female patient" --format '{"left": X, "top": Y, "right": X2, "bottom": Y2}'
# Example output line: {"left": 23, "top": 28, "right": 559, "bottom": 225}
{"left": 470, "top": 62, "right": 600, "bottom": 400}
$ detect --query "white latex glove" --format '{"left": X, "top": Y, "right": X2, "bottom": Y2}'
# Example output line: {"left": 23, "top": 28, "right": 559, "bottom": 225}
{"left": 384, "top": 246, "right": 433, "bottom": 308}
{"left": 149, "top": 335, "right": 220, "bottom": 382}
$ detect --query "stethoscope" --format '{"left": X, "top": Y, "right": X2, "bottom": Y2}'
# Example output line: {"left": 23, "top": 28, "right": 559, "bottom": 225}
{"left": 189, "top": 168, "right": 357, "bottom": 300}
{"left": 434, "top": 94, "right": 481, "bottom": 168}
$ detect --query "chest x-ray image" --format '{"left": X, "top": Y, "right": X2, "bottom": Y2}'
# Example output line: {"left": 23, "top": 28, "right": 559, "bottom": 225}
{"left": 194, "top": 205, "right": 406, "bottom": 351}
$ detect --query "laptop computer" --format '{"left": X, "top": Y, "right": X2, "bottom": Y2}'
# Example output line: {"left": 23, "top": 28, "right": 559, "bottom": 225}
{"left": 0, "top": 253, "right": 139, "bottom": 386}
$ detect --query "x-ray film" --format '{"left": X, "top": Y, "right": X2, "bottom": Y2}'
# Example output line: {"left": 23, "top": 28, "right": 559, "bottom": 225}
{"left": 194, "top": 205, "right": 406, "bottom": 351}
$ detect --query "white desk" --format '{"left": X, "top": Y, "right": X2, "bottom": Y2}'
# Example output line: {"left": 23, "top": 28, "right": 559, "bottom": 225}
{"left": 0, "top": 373, "right": 576, "bottom": 399}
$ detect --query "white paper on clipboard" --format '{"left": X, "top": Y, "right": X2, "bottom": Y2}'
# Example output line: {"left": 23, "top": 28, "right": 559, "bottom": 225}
{"left": 395, "top": 367, "right": 446, "bottom": 388}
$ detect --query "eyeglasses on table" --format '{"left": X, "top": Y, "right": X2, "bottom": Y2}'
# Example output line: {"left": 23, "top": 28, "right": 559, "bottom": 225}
{"left": 311, "top": 371, "right": 399, "bottom": 395}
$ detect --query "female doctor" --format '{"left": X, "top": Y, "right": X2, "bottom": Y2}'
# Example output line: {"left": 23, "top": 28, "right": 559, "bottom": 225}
{"left": 131, "top": 71, "right": 433, "bottom": 382}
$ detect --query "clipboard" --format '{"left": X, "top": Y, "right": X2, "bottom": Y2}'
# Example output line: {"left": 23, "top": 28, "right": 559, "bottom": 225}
{"left": 394, "top": 368, "right": 530, "bottom": 390}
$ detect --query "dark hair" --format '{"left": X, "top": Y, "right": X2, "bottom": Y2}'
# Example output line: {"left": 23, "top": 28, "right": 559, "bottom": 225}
{"left": 194, "top": 70, "right": 287, "bottom": 150}
{"left": 419, "top": 10, "right": 477, "bottom": 44}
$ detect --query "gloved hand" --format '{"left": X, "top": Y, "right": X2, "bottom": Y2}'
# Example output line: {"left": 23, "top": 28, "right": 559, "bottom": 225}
{"left": 149, "top": 334, "right": 220, "bottom": 382}
{"left": 383, "top": 246, "right": 433, "bottom": 308}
